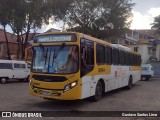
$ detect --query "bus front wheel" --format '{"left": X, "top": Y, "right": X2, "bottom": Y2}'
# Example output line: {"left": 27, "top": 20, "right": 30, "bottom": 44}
{"left": 93, "top": 81, "right": 103, "bottom": 101}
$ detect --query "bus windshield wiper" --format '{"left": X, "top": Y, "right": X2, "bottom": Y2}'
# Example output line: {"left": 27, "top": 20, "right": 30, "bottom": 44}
{"left": 52, "top": 43, "right": 65, "bottom": 67}
{"left": 39, "top": 44, "right": 47, "bottom": 58}
{"left": 53, "top": 43, "right": 65, "bottom": 59}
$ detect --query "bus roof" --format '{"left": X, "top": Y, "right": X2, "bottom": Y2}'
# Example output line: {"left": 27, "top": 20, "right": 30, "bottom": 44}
{"left": 35, "top": 32, "right": 140, "bottom": 55}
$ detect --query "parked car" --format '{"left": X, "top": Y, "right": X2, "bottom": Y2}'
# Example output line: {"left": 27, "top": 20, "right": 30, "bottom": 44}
{"left": 141, "top": 64, "right": 154, "bottom": 80}
{"left": 0, "top": 60, "right": 30, "bottom": 84}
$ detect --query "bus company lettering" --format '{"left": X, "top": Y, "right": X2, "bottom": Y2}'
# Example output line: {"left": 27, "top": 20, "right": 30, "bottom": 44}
{"left": 98, "top": 68, "right": 105, "bottom": 73}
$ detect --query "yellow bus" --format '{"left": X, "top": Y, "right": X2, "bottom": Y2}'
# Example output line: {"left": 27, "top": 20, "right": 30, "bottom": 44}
{"left": 27, "top": 32, "right": 141, "bottom": 101}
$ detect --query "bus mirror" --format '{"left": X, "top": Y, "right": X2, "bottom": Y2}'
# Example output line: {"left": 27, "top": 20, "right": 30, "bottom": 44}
{"left": 25, "top": 46, "right": 33, "bottom": 64}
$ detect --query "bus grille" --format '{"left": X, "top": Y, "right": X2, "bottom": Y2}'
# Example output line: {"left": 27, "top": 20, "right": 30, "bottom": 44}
{"left": 32, "top": 75, "right": 67, "bottom": 82}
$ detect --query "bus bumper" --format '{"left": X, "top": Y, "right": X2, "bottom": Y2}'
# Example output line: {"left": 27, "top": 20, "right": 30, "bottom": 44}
{"left": 29, "top": 85, "right": 81, "bottom": 100}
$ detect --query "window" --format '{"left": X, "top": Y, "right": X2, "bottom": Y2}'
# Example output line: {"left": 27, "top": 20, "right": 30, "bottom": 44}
{"left": 112, "top": 48, "right": 119, "bottom": 65}
{"left": 0, "top": 63, "right": 12, "bottom": 69}
{"left": 14, "top": 63, "right": 26, "bottom": 69}
{"left": 134, "top": 47, "right": 138, "bottom": 52}
{"left": 96, "top": 44, "right": 105, "bottom": 64}
{"left": 130, "top": 54, "right": 133, "bottom": 66}
{"left": 138, "top": 55, "right": 141, "bottom": 66}
{"left": 105, "top": 46, "right": 112, "bottom": 65}
{"left": 142, "top": 67, "right": 148, "bottom": 71}
{"left": 81, "top": 38, "right": 94, "bottom": 77}
{"left": 125, "top": 52, "right": 130, "bottom": 66}
{"left": 81, "top": 39, "right": 94, "bottom": 66}
{"left": 119, "top": 50, "right": 125, "bottom": 65}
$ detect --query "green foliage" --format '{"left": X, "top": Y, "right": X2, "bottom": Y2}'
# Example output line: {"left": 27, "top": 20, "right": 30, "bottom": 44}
{"left": 0, "top": 0, "right": 135, "bottom": 58}
{"left": 151, "top": 15, "right": 160, "bottom": 34}
{"left": 63, "top": 0, "right": 134, "bottom": 39}
{"left": 0, "top": 0, "right": 53, "bottom": 59}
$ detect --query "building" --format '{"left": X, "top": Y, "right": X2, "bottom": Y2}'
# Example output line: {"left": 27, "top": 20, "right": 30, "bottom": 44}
{"left": 125, "top": 29, "right": 160, "bottom": 64}
{"left": 45, "top": 28, "right": 61, "bottom": 33}
{"left": 126, "top": 44, "right": 160, "bottom": 64}
{"left": 0, "top": 29, "right": 18, "bottom": 59}
{"left": 108, "top": 29, "right": 140, "bottom": 45}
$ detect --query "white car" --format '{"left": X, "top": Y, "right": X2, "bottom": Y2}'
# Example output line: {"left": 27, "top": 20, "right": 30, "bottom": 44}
{"left": 141, "top": 64, "right": 154, "bottom": 80}
{"left": 0, "top": 60, "right": 30, "bottom": 84}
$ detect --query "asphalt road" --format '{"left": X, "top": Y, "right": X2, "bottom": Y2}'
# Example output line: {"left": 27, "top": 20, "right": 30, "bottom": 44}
{"left": 0, "top": 78, "right": 160, "bottom": 120}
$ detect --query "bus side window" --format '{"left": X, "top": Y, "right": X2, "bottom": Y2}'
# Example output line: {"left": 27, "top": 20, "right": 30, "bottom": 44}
{"left": 112, "top": 48, "right": 119, "bottom": 65}
{"left": 96, "top": 43, "right": 105, "bottom": 65}
{"left": 80, "top": 38, "right": 94, "bottom": 77}
{"left": 105, "top": 46, "right": 112, "bottom": 65}
{"left": 125, "top": 52, "right": 129, "bottom": 66}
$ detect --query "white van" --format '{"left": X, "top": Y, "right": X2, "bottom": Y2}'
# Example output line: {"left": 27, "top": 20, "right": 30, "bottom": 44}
{"left": 141, "top": 64, "right": 154, "bottom": 80}
{"left": 0, "top": 60, "right": 30, "bottom": 84}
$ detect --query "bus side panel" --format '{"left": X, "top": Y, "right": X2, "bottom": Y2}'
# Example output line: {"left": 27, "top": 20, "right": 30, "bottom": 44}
{"left": 81, "top": 76, "right": 92, "bottom": 99}
{"left": 130, "top": 66, "right": 141, "bottom": 83}
{"left": 90, "top": 75, "right": 108, "bottom": 96}
{"left": 110, "top": 65, "right": 129, "bottom": 90}
{"left": 81, "top": 74, "right": 110, "bottom": 99}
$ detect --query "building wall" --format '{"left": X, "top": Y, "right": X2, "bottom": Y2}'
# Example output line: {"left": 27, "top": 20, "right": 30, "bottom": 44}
{"left": 0, "top": 43, "right": 18, "bottom": 59}
{"left": 156, "top": 45, "right": 160, "bottom": 61}
{"left": 126, "top": 44, "right": 158, "bottom": 64}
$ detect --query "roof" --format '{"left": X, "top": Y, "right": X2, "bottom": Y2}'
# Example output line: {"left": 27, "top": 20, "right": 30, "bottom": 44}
{"left": 0, "top": 28, "right": 17, "bottom": 43}
{"left": 45, "top": 28, "right": 61, "bottom": 33}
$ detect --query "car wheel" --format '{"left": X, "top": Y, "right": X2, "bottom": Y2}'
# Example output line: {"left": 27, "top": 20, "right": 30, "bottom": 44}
{"left": 141, "top": 76, "right": 146, "bottom": 80}
{"left": 1, "top": 78, "right": 8, "bottom": 84}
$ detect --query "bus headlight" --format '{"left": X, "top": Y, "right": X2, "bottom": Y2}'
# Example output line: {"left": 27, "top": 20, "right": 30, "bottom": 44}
{"left": 29, "top": 79, "right": 34, "bottom": 89}
{"left": 64, "top": 81, "right": 77, "bottom": 92}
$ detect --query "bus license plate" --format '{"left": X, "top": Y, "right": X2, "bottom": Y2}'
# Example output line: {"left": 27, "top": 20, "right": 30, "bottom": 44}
{"left": 42, "top": 91, "right": 51, "bottom": 96}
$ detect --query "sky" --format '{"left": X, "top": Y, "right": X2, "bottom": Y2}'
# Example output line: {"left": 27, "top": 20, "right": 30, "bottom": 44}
{"left": 131, "top": 0, "right": 160, "bottom": 29}
{"left": 2, "top": 0, "right": 160, "bottom": 33}
{"left": 42, "top": 0, "right": 160, "bottom": 32}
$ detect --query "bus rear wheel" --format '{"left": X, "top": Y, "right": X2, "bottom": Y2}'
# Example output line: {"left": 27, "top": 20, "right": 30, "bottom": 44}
{"left": 126, "top": 77, "right": 133, "bottom": 89}
{"left": 93, "top": 81, "right": 103, "bottom": 101}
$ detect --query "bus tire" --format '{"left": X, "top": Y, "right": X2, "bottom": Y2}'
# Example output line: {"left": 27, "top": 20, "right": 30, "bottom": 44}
{"left": 23, "top": 76, "right": 29, "bottom": 82}
{"left": 93, "top": 81, "right": 103, "bottom": 101}
{"left": 21, "top": 76, "right": 29, "bottom": 82}
{"left": 1, "top": 78, "right": 8, "bottom": 84}
{"left": 126, "top": 77, "right": 133, "bottom": 89}
{"left": 141, "top": 76, "right": 146, "bottom": 81}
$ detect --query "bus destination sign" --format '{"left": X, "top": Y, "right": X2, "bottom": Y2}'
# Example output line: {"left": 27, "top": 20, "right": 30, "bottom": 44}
{"left": 35, "top": 34, "right": 75, "bottom": 43}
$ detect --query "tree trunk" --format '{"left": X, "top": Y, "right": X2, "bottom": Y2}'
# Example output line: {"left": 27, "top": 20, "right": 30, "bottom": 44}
{"left": 22, "top": 24, "right": 30, "bottom": 59}
{"left": 3, "top": 25, "right": 11, "bottom": 60}
{"left": 17, "top": 34, "right": 22, "bottom": 59}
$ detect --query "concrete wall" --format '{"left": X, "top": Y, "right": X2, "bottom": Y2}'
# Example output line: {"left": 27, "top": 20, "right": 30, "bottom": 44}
{"left": 151, "top": 63, "right": 160, "bottom": 77}
{"left": 126, "top": 44, "right": 159, "bottom": 64}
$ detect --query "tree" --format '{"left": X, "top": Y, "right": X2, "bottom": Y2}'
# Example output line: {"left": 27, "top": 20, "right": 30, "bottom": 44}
{"left": 0, "top": 0, "right": 52, "bottom": 59}
{"left": 0, "top": 0, "right": 12, "bottom": 59}
{"left": 9, "top": 0, "right": 52, "bottom": 59}
{"left": 151, "top": 15, "right": 160, "bottom": 34}
{"left": 62, "top": 0, "right": 134, "bottom": 39}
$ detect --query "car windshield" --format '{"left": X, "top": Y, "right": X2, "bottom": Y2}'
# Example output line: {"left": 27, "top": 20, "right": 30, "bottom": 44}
{"left": 142, "top": 67, "right": 148, "bottom": 71}
{"left": 32, "top": 45, "right": 79, "bottom": 74}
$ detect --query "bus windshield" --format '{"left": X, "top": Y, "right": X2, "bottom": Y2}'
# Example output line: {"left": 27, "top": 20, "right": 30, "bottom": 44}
{"left": 32, "top": 45, "right": 79, "bottom": 74}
